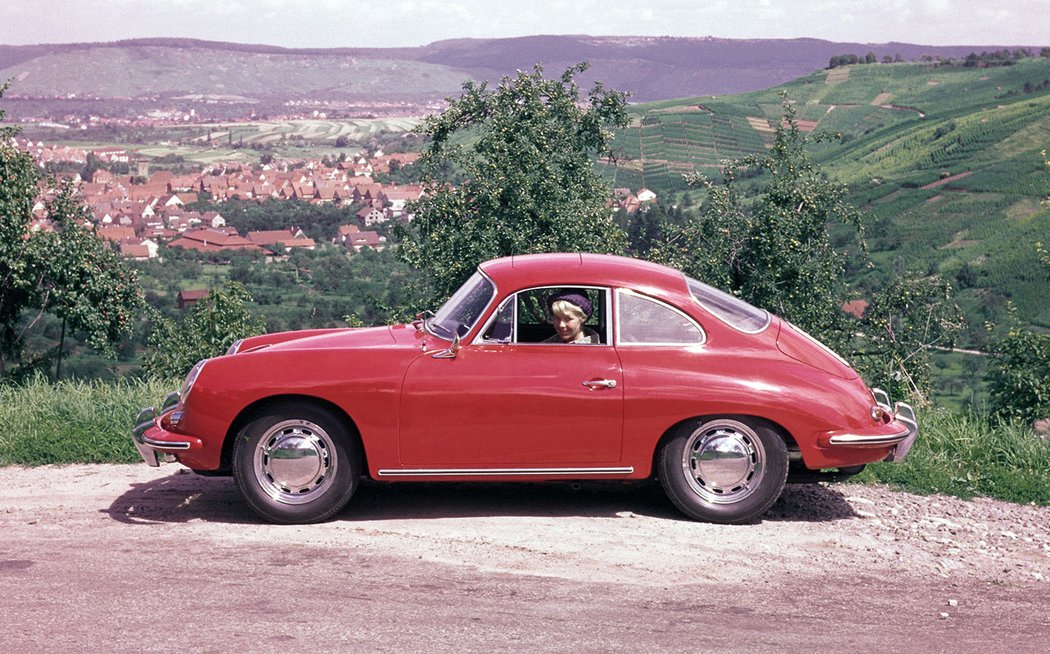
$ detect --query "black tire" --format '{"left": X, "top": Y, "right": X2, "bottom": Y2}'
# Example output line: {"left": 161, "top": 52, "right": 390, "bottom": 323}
{"left": 232, "top": 403, "right": 360, "bottom": 524}
{"left": 658, "top": 417, "right": 788, "bottom": 524}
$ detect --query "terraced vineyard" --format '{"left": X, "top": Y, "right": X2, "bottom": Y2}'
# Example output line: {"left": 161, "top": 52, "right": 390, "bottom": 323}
{"left": 604, "top": 102, "right": 771, "bottom": 191}
{"left": 604, "top": 58, "right": 1050, "bottom": 345}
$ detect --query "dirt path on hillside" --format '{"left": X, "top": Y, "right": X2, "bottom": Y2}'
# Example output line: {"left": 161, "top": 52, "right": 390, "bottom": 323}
{"left": 1, "top": 464, "right": 1048, "bottom": 652}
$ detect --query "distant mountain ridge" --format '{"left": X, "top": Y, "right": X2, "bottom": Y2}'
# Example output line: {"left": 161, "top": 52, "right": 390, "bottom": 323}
{"left": 0, "top": 35, "right": 1035, "bottom": 104}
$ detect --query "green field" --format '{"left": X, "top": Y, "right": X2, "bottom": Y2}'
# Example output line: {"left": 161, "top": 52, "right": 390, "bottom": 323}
{"left": 23, "top": 116, "right": 424, "bottom": 165}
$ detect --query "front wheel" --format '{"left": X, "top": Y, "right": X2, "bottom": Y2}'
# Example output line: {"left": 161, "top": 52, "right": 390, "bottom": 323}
{"left": 232, "top": 404, "right": 360, "bottom": 524}
{"left": 658, "top": 417, "right": 788, "bottom": 524}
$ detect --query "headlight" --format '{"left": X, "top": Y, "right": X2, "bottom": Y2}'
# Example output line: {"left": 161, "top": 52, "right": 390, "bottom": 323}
{"left": 180, "top": 360, "right": 207, "bottom": 399}
{"left": 171, "top": 360, "right": 206, "bottom": 428}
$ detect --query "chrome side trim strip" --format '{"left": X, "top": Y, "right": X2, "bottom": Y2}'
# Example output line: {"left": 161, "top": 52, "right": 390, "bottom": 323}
{"left": 828, "top": 427, "right": 911, "bottom": 446}
{"left": 377, "top": 466, "right": 634, "bottom": 478}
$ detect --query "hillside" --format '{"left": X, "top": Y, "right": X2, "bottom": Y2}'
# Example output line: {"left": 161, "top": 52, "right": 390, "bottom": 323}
{"left": 0, "top": 36, "right": 1026, "bottom": 106}
{"left": 604, "top": 57, "right": 1050, "bottom": 339}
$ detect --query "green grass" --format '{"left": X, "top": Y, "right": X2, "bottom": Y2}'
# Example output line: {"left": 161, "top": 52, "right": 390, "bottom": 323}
{"left": 855, "top": 409, "right": 1050, "bottom": 505}
{"left": 0, "top": 376, "right": 175, "bottom": 465}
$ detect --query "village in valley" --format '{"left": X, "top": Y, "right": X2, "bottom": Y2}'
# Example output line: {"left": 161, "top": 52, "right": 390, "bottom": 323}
{"left": 12, "top": 137, "right": 428, "bottom": 258}
{"left": 11, "top": 137, "right": 658, "bottom": 265}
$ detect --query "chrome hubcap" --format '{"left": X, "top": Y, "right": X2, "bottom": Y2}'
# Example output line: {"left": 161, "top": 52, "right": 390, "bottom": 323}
{"left": 254, "top": 419, "right": 336, "bottom": 505}
{"left": 682, "top": 420, "right": 765, "bottom": 504}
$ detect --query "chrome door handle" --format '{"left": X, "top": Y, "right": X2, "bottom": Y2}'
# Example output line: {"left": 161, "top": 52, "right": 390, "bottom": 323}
{"left": 582, "top": 379, "right": 617, "bottom": 389}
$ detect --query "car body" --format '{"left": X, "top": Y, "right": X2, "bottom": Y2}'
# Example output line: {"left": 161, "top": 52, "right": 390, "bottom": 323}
{"left": 133, "top": 252, "right": 917, "bottom": 524}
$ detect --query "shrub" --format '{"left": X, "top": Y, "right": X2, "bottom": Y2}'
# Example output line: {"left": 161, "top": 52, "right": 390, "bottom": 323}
{"left": 987, "top": 326, "right": 1050, "bottom": 422}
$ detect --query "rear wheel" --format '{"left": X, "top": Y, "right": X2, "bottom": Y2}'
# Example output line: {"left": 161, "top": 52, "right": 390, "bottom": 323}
{"left": 658, "top": 417, "right": 788, "bottom": 524}
{"left": 232, "top": 404, "right": 359, "bottom": 524}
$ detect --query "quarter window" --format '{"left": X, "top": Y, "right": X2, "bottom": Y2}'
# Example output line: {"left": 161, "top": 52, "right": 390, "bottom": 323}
{"left": 616, "top": 291, "right": 705, "bottom": 345}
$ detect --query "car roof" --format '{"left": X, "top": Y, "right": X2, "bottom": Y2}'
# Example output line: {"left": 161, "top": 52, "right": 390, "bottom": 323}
{"left": 478, "top": 253, "right": 689, "bottom": 299}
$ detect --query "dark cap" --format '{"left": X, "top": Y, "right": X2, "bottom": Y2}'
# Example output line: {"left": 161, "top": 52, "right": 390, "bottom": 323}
{"left": 548, "top": 291, "right": 593, "bottom": 319}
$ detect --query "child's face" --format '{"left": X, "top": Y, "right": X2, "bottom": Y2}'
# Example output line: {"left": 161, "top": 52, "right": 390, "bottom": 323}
{"left": 552, "top": 310, "right": 585, "bottom": 342}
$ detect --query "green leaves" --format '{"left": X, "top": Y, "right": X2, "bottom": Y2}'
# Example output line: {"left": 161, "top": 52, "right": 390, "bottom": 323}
{"left": 987, "top": 312, "right": 1050, "bottom": 423}
{"left": 660, "top": 94, "right": 963, "bottom": 402}
{"left": 143, "top": 282, "right": 265, "bottom": 379}
{"left": 855, "top": 275, "right": 965, "bottom": 402}
{"left": 398, "top": 64, "right": 630, "bottom": 307}
{"left": 1, "top": 91, "right": 146, "bottom": 378}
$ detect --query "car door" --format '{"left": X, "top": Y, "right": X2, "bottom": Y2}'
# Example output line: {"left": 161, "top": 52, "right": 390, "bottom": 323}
{"left": 397, "top": 287, "right": 624, "bottom": 468}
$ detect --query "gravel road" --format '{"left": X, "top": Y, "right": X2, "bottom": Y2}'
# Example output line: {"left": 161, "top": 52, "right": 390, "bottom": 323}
{"left": 1, "top": 464, "right": 1048, "bottom": 653}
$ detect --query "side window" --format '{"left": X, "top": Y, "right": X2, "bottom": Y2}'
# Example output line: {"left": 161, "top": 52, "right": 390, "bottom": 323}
{"left": 478, "top": 287, "right": 610, "bottom": 344}
{"left": 616, "top": 290, "right": 705, "bottom": 345}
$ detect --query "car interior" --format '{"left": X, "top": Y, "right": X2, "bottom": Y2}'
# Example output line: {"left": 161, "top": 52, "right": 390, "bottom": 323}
{"left": 480, "top": 287, "right": 609, "bottom": 344}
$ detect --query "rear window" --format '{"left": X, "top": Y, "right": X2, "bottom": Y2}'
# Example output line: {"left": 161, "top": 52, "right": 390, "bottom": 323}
{"left": 685, "top": 275, "right": 770, "bottom": 334}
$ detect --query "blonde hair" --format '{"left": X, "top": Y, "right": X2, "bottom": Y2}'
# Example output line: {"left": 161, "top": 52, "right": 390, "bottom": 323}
{"left": 550, "top": 300, "right": 587, "bottom": 322}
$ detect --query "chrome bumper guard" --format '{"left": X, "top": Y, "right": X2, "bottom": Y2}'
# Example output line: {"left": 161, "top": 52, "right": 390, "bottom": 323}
{"left": 873, "top": 388, "right": 918, "bottom": 462}
{"left": 131, "top": 391, "right": 184, "bottom": 467}
{"left": 825, "top": 388, "right": 918, "bottom": 461}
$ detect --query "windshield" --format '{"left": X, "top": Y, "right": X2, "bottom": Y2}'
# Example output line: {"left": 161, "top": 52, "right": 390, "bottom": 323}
{"left": 429, "top": 272, "right": 496, "bottom": 340}
{"left": 685, "top": 275, "right": 770, "bottom": 333}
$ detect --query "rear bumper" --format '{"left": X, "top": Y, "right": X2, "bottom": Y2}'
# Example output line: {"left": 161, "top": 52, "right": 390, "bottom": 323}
{"left": 131, "top": 391, "right": 200, "bottom": 467}
{"left": 824, "top": 388, "right": 918, "bottom": 462}
{"left": 879, "top": 391, "right": 918, "bottom": 462}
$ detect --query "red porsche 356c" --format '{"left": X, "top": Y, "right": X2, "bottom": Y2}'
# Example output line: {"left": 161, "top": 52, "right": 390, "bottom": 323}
{"left": 133, "top": 253, "right": 917, "bottom": 524}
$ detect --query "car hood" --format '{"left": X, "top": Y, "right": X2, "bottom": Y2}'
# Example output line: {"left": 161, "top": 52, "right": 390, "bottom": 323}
{"left": 236, "top": 325, "right": 399, "bottom": 353}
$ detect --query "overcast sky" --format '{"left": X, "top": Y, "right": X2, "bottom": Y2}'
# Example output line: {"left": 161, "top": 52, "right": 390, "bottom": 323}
{"left": 2, "top": 0, "right": 1047, "bottom": 49}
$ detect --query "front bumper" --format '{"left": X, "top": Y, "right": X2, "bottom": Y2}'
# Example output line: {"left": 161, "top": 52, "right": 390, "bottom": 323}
{"left": 131, "top": 391, "right": 198, "bottom": 467}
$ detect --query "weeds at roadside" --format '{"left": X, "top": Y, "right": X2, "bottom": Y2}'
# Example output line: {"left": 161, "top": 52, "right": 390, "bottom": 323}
{"left": 855, "top": 408, "right": 1050, "bottom": 506}
{"left": 0, "top": 375, "right": 174, "bottom": 465}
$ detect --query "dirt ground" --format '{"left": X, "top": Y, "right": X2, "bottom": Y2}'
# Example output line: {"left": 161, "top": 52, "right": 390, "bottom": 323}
{"left": 2, "top": 464, "right": 1049, "bottom": 652}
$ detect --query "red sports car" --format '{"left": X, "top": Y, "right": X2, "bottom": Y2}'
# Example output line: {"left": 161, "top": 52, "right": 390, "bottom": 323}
{"left": 133, "top": 253, "right": 917, "bottom": 524}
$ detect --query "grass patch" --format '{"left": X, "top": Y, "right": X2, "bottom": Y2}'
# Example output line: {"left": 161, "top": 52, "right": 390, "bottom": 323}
{"left": 0, "top": 376, "right": 175, "bottom": 465}
{"left": 855, "top": 408, "right": 1050, "bottom": 505}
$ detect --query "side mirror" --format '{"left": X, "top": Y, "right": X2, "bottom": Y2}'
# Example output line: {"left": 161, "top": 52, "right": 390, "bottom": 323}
{"left": 432, "top": 332, "right": 461, "bottom": 359}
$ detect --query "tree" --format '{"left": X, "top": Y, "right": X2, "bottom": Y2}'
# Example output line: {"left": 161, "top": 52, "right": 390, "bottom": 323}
{"left": 144, "top": 282, "right": 265, "bottom": 379}
{"left": 656, "top": 94, "right": 865, "bottom": 350}
{"left": 653, "top": 94, "right": 961, "bottom": 401}
{"left": 0, "top": 84, "right": 146, "bottom": 379}
{"left": 397, "top": 63, "right": 630, "bottom": 307}
{"left": 855, "top": 275, "right": 964, "bottom": 401}
{"left": 987, "top": 318, "right": 1050, "bottom": 422}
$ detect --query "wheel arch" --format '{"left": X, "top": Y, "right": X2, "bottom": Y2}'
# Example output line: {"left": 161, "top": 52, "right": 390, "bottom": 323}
{"left": 221, "top": 394, "right": 366, "bottom": 475}
{"left": 649, "top": 413, "right": 797, "bottom": 480}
